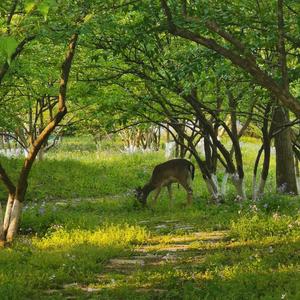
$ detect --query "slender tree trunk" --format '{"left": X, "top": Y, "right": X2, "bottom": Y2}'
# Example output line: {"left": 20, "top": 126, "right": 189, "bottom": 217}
{"left": 225, "top": 86, "right": 247, "bottom": 200}
{"left": 0, "top": 203, "right": 4, "bottom": 246}
{"left": 0, "top": 135, "right": 4, "bottom": 149}
{"left": 6, "top": 197, "right": 23, "bottom": 242}
{"left": 2, "top": 193, "right": 15, "bottom": 235}
{"left": 252, "top": 103, "right": 272, "bottom": 200}
{"left": 0, "top": 33, "right": 78, "bottom": 245}
{"left": 274, "top": 0, "right": 298, "bottom": 194}
{"left": 178, "top": 131, "right": 222, "bottom": 202}
{"left": 273, "top": 107, "right": 297, "bottom": 193}
{"left": 253, "top": 145, "right": 263, "bottom": 200}
{"left": 257, "top": 128, "right": 271, "bottom": 198}
{"left": 166, "top": 124, "right": 170, "bottom": 143}
{"left": 184, "top": 93, "right": 247, "bottom": 199}
{"left": 295, "top": 156, "right": 300, "bottom": 193}
{"left": 204, "top": 177, "right": 220, "bottom": 202}
{"left": 221, "top": 172, "right": 229, "bottom": 197}
{"left": 230, "top": 173, "right": 246, "bottom": 200}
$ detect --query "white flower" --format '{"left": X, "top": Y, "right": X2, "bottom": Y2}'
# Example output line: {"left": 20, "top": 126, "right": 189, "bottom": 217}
{"left": 250, "top": 204, "right": 258, "bottom": 212}
{"left": 49, "top": 274, "right": 56, "bottom": 280}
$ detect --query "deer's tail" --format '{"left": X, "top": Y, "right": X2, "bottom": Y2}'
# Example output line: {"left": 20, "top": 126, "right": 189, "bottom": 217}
{"left": 189, "top": 162, "right": 195, "bottom": 180}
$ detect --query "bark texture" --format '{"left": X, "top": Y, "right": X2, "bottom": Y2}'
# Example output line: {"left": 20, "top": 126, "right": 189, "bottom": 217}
{"left": 273, "top": 108, "right": 297, "bottom": 193}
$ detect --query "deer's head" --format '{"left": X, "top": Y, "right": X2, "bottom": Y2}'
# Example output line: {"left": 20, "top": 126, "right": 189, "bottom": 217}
{"left": 134, "top": 186, "right": 147, "bottom": 206}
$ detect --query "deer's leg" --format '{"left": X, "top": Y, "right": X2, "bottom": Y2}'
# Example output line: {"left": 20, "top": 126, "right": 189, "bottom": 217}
{"left": 167, "top": 184, "right": 174, "bottom": 208}
{"left": 152, "top": 187, "right": 162, "bottom": 206}
{"left": 180, "top": 177, "right": 193, "bottom": 206}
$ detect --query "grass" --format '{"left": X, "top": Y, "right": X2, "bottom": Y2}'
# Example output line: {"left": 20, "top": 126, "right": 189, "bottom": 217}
{"left": 0, "top": 136, "right": 299, "bottom": 299}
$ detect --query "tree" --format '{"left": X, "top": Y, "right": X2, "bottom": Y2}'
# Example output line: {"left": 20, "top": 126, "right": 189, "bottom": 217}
{"left": 0, "top": 1, "right": 80, "bottom": 245}
{"left": 160, "top": 0, "right": 299, "bottom": 194}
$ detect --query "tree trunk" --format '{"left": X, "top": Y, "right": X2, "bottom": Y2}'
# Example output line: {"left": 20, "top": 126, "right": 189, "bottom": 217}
{"left": 0, "top": 203, "right": 4, "bottom": 247}
{"left": 254, "top": 104, "right": 272, "bottom": 200}
{"left": 273, "top": 107, "right": 297, "bottom": 194}
{"left": 221, "top": 172, "right": 229, "bottom": 197}
{"left": 231, "top": 173, "right": 246, "bottom": 200}
{"left": 2, "top": 193, "right": 15, "bottom": 235}
{"left": 0, "top": 33, "right": 78, "bottom": 245}
{"left": 0, "top": 193, "right": 17, "bottom": 245}
{"left": 204, "top": 176, "right": 220, "bottom": 202}
{"left": 5, "top": 197, "right": 23, "bottom": 242}
{"left": 38, "top": 147, "right": 45, "bottom": 160}
{"left": 295, "top": 156, "right": 300, "bottom": 193}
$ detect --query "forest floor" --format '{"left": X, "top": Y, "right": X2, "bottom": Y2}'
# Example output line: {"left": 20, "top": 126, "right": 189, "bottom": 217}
{"left": 0, "top": 137, "right": 300, "bottom": 299}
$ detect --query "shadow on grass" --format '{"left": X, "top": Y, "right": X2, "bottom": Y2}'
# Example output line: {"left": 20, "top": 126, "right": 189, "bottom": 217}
{"left": 74, "top": 237, "right": 300, "bottom": 300}
{"left": 2, "top": 233, "right": 298, "bottom": 300}
{"left": 0, "top": 155, "right": 157, "bottom": 202}
{"left": 19, "top": 196, "right": 242, "bottom": 236}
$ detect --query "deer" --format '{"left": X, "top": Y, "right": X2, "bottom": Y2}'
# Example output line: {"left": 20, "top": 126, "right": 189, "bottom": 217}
{"left": 135, "top": 158, "right": 195, "bottom": 207}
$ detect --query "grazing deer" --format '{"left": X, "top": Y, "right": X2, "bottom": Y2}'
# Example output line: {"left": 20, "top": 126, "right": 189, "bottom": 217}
{"left": 135, "top": 159, "right": 195, "bottom": 207}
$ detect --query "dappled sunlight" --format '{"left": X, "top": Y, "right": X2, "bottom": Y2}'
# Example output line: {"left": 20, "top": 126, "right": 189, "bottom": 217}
{"left": 1, "top": 199, "right": 300, "bottom": 299}
{"left": 32, "top": 224, "right": 149, "bottom": 250}
{"left": 89, "top": 234, "right": 300, "bottom": 299}
{"left": 149, "top": 230, "right": 228, "bottom": 245}
{"left": 1, "top": 140, "right": 300, "bottom": 298}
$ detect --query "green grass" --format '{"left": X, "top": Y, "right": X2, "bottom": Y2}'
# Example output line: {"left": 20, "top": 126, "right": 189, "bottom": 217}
{"left": 0, "top": 136, "right": 299, "bottom": 299}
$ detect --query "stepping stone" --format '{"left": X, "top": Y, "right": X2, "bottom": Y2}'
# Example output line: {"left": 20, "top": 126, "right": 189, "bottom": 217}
{"left": 63, "top": 283, "right": 78, "bottom": 289}
{"left": 136, "top": 288, "right": 168, "bottom": 293}
{"left": 154, "top": 224, "right": 168, "bottom": 229}
{"left": 194, "top": 231, "right": 227, "bottom": 242}
{"left": 174, "top": 225, "right": 195, "bottom": 230}
{"left": 132, "top": 254, "right": 163, "bottom": 260}
{"left": 81, "top": 287, "right": 102, "bottom": 292}
{"left": 55, "top": 201, "right": 68, "bottom": 207}
{"left": 108, "top": 258, "right": 145, "bottom": 266}
{"left": 163, "top": 220, "right": 179, "bottom": 223}
{"left": 162, "top": 253, "right": 177, "bottom": 261}
{"left": 162, "top": 244, "right": 190, "bottom": 252}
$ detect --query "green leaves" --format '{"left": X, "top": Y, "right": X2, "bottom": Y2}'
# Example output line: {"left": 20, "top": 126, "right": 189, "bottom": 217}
{"left": 38, "top": 2, "right": 50, "bottom": 20}
{"left": 25, "top": 0, "right": 56, "bottom": 20}
{"left": 0, "top": 36, "right": 18, "bottom": 64}
{"left": 83, "top": 13, "right": 94, "bottom": 24}
{"left": 38, "top": 0, "right": 56, "bottom": 20}
{"left": 24, "top": 0, "right": 37, "bottom": 14}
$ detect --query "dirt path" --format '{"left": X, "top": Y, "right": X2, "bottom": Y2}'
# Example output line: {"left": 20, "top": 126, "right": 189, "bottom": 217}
{"left": 55, "top": 222, "right": 229, "bottom": 298}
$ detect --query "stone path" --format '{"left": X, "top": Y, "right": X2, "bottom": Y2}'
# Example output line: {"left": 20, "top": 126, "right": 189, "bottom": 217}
{"left": 52, "top": 222, "right": 228, "bottom": 297}
{"left": 104, "top": 224, "right": 228, "bottom": 279}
